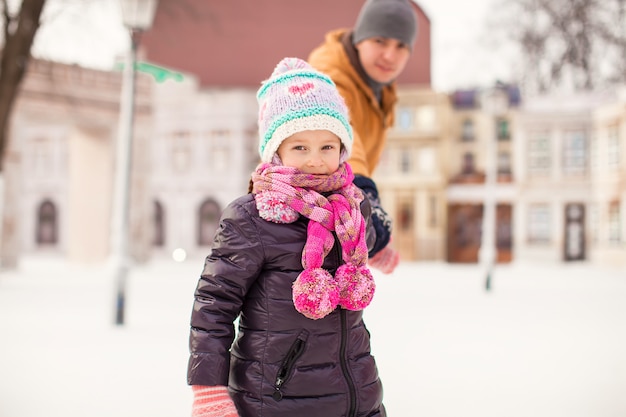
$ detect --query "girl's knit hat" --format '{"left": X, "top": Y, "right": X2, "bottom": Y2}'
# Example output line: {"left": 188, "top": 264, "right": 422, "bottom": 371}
{"left": 256, "top": 57, "right": 353, "bottom": 163}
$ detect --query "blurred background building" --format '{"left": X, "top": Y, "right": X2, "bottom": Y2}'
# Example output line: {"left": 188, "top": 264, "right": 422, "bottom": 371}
{"left": 5, "top": 0, "right": 626, "bottom": 267}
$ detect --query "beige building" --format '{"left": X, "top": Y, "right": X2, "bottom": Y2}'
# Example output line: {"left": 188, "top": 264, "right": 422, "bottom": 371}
{"left": 445, "top": 84, "right": 519, "bottom": 263}
{"left": 7, "top": 59, "right": 625, "bottom": 268}
{"left": 8, "top": 59, "right": 152, "bottom": 266}
{"left": 589, "top": 88, "right": 626, "bottom": 266}
{"left": 375, "top": 87, "right": 451, "bottom": 261}
{"left": 513, "top": 90, "right": 621, "bottom": 264}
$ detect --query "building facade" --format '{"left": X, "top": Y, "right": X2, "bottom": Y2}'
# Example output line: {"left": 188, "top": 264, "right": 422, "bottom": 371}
{"left": 445, "top": 84, "right": 520, "bottom": 264}
{"left": 374, "top": 87, "right": 451, "bottom": 261}
{"left": 589, "top": 90, "right": 626, "bottom": 266}
{"left": 8, "top": 59, "right": 152, "bottom": 266}
{"left": 6, "top": 57, "right": 625, "bottom": 267}
{"left": 513, "top": 91, "right": 625, "bottom": 264}
{"left": 10, "top": 0, "right": 616, "bottom": 268}
{"left": 149, "top": 74, "right": 258, "bottom": 262}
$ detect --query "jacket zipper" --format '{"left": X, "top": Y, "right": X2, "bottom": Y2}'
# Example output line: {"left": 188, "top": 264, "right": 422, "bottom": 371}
{"left": 332, "top": 233, "right": 358, "bottom": 415}
{"left": 340, "top": 309, "right": 357, "bottom": 416}
{"left": 273, "top": 337, "right": 306, "bottom": 401}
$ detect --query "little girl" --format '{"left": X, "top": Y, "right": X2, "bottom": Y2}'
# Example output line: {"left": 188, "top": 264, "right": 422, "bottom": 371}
{"left": 188, "top": 57, "right": 386, "bottom": 417}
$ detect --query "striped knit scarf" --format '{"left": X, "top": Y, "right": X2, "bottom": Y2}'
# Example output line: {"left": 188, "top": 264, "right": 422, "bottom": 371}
{"left": 252, "top": 162, "right": 375, "bottom": 320}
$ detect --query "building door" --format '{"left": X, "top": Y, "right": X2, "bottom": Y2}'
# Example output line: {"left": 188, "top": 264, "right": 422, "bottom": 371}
{"left": 153, "top": 200, "right": 165, "bottom": 247}
{"left": 36, "top": 200, "right": 57, "bottom": 246}
{"left": 448, "top": 203, "right": 513, "bottom": 263}
{"left": 447, "top": 204, "right": 482, "bottom": 263}
{"left": 198, "top": 199, "right": 221, "bottom": 246}
{"left": 496, "top": 204, "right": 513, "bottom": 263}
{"left": 564, "top": 203, "right": 585, "bottom": 261}
{"left": 395, "top": 198, "right": 416, "bottom": 261}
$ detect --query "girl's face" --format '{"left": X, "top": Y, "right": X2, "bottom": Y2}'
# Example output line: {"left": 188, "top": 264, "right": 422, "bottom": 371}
{"left": 355, "top": 37, "right": 411, "bottom": 84}
{"left": 277, "top": 130, "right": 342, "bottom": 174}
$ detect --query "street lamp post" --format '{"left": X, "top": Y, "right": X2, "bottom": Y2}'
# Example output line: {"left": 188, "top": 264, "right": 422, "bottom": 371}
{"left": 111, "top": 0, "right": 158, "bottom": 325}
{"left": 479, "top": 88, "right": 503, "bottom": 292}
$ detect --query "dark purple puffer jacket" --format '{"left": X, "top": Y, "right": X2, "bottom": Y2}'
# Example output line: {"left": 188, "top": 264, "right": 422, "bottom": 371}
{"left": 187, "top": 193, "right": 385, "bottom": 417}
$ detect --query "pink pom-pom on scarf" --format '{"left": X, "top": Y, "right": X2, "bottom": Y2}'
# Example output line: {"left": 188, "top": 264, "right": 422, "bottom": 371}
{"left": 292, "top": 268, "right": 340, "bottom": 320}
{"left": 335, "top": 263, "right": 376, "bottom": 310}
{"left": 256, "top": 191, "right": 300, "bottom": 223}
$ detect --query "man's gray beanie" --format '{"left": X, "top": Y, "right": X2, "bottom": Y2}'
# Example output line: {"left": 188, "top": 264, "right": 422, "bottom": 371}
{"left": 352, "top": 0, "right": 418, "bottom": 49}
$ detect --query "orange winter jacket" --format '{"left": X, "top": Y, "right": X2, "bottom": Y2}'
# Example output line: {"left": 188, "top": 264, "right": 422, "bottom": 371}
{"left": 308, "top": 29, "right": 397, "bottom": 178}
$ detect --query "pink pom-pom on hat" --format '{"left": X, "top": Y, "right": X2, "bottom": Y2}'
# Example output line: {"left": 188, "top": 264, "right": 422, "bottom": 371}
{"left": 270, "top": 57, "right": 310, "bottom": 76}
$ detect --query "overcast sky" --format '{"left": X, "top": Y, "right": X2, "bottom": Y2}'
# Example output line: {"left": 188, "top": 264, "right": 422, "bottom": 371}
{"left": 29, "top": 0, "right": 515, "bottom": 92}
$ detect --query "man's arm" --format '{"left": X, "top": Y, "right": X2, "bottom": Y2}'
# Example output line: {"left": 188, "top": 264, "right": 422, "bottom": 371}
{"left": 353, "top": 175, "right": 391, "bottom": 257}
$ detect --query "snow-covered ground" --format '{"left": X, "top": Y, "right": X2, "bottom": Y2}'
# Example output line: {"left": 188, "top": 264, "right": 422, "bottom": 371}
{"left": 1, "top": 258, "right": 625, "bottom": 417}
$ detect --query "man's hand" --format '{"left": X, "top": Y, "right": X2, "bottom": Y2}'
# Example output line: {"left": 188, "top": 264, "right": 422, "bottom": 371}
{"left": 353, "top": 175, "right": 392, "bottom": 257}
{"left": 368, "top": 244, "right": 400, "bottom": 274}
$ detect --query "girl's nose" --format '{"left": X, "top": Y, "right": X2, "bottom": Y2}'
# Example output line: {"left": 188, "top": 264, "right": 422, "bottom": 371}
{"left": 307, "top": 153, "right": 323, "bottom": 166}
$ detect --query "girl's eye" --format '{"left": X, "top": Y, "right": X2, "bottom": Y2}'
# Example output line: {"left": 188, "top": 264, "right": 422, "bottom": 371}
{"left": 294, "top": 146, "right": 306, "bottom": 151}
{"left": 322, "top": 145, "right": 335, "bottom": 150}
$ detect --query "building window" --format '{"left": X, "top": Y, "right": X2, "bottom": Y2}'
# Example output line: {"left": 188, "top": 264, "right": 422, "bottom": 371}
{"left": 462, "top": 152, "right": 475, "bottom": 174}
{"left": 416, "top": 106, "right": 436, "bottom": 132}
{"left": 608, "top": 202, "right": 621, "bottom": 244}
{"left": 396, "top": 107, "right": 413, "bottom": 131}
{"left": 497, "top": 151, "right": 511, "bottom": 175}
{"left": 590, "top": 133, "right": 598, "bottom": 172}
{"left": 608, "top": 126, "right": 620, "bottom": 171}
{"left": 210, "top": 143, "right": 230, "bottom": 173}
{"left": 528, "top": 132, "right": 550, "bottom": 176}
{"left": 198, "top": 199, "right": 221, "bottom": 246}
{"left": 209, "top": 129, "right": 232, "bottom": 173}
{"left": 528, "top": 204, "right": 550, "bottom": 243}
{"left": 563, "top": 130, "right": 587, "bottom": 175}
{"left": 418, "top": 147, "right": 435, "bottom": 175}
{"left": 36, "top": 200, "right": 57, "bottom": 245}
{"left": 400, "top": 148, "right": 411, "bottom": 173}
{"left": 171, "top": 130, "right": 191, "bottom": 173}
{"left": 153, "top": 200, "right": 165, "bottom": 247}
{"left": 496, "top": 118, "right": 510, "bottom": 140}
{"left": 31, "top": 137, "right": 52, "bottom": 176}
{"left": 461, "top": 119, "right": 474, "bottom": 141}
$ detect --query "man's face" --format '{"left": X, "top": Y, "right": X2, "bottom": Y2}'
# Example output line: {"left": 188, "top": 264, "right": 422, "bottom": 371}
{"left": 355, "top": 37, "right": 411, "bottom": 84}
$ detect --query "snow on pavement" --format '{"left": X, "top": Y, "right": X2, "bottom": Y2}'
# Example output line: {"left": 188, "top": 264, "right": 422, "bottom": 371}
{"left": 1, "top": 258, "right": 625, "bottom": 417}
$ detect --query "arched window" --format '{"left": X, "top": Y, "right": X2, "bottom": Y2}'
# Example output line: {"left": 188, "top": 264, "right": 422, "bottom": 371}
{"left": 153, "top": 200, "right": 165, "bottom": 247}
{"left": 198, "top": 199, "right": 221, "bottom": 246}
{"left": 36, "top": 200, "right": 57, "bottom": 245}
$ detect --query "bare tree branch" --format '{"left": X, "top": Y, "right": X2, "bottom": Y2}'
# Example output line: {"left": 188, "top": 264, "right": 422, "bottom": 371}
{"left": 490, "top": 0, "right": 626, "bottom": 93}
{"left": 0, "top": 0, "right": 46, "bottom": 172}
